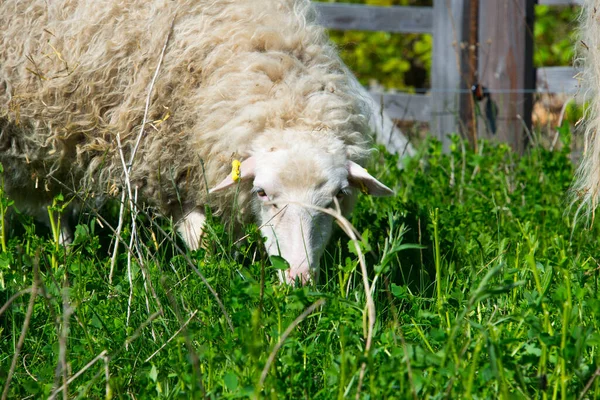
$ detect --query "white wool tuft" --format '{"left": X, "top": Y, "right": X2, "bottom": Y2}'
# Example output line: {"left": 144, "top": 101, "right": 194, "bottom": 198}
{"left": 573, "top": 0, "right": 600, "bottom": 220}
{"left": 0, "top": 0, "right": 374, "bottom": 224}
{"left": 0, "top": 0, "right": 396, "bottom": 285}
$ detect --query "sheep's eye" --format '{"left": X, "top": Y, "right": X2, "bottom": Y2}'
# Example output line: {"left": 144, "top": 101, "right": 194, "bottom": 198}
{"left": 326, "top": 188, "right": 350, "bottom": 208}
{"left": 336, "top": 188, "right": 350, "bottom": 201}
{"left": 256, "top": 188, "right": 268, "bottom": 199}
{"left": 326, "top": 190, "right": 346, "bottom": 209}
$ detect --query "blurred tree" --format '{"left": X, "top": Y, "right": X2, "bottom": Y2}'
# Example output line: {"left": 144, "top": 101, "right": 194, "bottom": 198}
{"left": 534, "top": 5, "right": 577, "bottom": 67}
{"left": 315, "top": 0, "right": 432, "bottom": 90}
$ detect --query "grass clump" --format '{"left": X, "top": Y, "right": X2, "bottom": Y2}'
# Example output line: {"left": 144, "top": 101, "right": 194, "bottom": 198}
{"left": 1, "top": 131, "right": 600, "bottom": 399}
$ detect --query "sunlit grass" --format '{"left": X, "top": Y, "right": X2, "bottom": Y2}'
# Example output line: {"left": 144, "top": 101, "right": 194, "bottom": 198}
{"left": 1, "top": 132, "right": 600, "bottom": 399}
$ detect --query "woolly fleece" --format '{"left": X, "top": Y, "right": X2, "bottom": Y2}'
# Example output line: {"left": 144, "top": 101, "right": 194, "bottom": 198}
{"left": 0, "top": 0, "right": 373, "bottom": 224}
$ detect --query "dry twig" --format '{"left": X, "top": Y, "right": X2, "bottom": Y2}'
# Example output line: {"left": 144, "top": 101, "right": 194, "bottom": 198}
{"left": 258, "top": 299, "right": 325, "bottom": 391}
{"left": 1, "top": 256, "right": 40, "bottom": 400}
{"left": 145, "top": 310, "right": 199, "bottom": 363}
{"left": 283, "top": 199, "right": 375, "bottom": 399}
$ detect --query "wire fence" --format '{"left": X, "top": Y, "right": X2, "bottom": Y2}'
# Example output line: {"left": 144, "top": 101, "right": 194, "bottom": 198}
{"left": 314, "top": 0, "right": 581, "bottom": 152}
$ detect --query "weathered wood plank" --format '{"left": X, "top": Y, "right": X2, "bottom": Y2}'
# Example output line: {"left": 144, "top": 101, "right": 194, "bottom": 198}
{"left": 432, "top": 0, "right": 467, "bottom": 151}
{"left": 313, "top": 3, "right": 433, "bottom": 33}
{"left": 478, "top": 0, "right": 536, "bottom": 153}
{"left": 368, "top": 92, "right": 430, "bottom": 122}
{"left": 459, "top": 0, "right": 479, "bottom": 149}
{"left": 313, "top": 0, "right": 577, "bottom": 152}
{"left": 537, "top": 66, "right": 579, "bottom": 94}
{"left": 538, "top": 0, "right": 582, "bottom": 5}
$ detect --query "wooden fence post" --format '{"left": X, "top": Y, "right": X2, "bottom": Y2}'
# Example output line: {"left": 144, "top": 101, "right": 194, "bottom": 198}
{"left": 432, "top": 0, "right": 468, "bottom": 151}
{"left": 459, "top": 0, "right": 479, "bottom": 150}
{"left": 315, "top": 0, "right": 570, "bottom": 153}
{"left": 478, "top": 0, "right": 536, "bottom": 153}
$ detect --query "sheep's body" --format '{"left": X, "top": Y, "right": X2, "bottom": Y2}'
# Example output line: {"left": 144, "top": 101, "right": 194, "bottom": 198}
{"left": 574, "top": 1, "right": 600, "bottom": 219}
{"left": 0, "top": 0, "right": 392, "bottom": 283}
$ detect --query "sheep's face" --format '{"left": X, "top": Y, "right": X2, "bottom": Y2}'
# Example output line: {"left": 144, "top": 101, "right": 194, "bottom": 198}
{"left": 211, "top": 146, "right": 393, "bottom": 285}
{"left": 250, "top": 148, "right": 349, "bottom": 284}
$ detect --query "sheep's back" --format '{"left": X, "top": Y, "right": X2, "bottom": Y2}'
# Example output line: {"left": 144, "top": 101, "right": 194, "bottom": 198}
{"left": 0, "top": 0, "right": 371, "bottom": 219}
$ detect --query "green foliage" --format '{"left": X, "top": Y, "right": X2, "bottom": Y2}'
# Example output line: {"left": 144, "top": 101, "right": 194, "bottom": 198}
{"left": 534, "top": 5, "right": 579, "bottom": 67}
{"left": 2, "top": 128, "right": 600, "bottom": 398}
{"left": 315, "top": 0, "right": 432, "bottom": 89}
{"left": 329, "top": 29, "right": 432, "bottom": 90}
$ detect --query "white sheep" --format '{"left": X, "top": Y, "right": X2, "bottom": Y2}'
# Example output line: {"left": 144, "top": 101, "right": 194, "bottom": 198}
{"left": 574, "top": 0, "right": 600, "bottom": 221}
{"left": 0, "top": 0, "right": 393, "bottom": 284}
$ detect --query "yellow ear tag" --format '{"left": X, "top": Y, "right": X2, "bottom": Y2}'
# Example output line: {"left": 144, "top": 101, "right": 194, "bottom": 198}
{"left": 359, "top": 181, "right": 369, "bottom": 195}
{"left": 231, "top": 159, "right": 242, "bottom": 182}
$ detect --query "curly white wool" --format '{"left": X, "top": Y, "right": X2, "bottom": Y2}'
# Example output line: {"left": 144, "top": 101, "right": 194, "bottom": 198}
{"left": 0, "top": 0, "right": 393, "bottom": 283}
{"left": 573, "top": 0, "right": 600, "bottom": 219}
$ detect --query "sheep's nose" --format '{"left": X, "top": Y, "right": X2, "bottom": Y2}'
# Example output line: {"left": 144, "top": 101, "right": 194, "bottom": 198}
{"left": 285, "top": 261, "right": 317, "bottom": 286}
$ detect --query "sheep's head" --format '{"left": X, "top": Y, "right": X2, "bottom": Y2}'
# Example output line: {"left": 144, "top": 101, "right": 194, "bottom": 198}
{"left": 210, "top": 142, "right": 392, "bottom": 285}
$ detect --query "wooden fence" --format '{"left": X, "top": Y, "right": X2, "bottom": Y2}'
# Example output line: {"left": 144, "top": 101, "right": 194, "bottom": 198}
{"left": 313, "top": 0, "right": 583, "bottom": 152}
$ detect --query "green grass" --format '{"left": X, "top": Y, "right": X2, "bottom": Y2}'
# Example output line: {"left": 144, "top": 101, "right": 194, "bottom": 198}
{"left": 2, "top": 131, "right": 600, "bottom": 399}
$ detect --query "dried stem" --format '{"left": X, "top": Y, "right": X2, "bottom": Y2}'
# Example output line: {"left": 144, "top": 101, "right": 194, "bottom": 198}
{"left": 51, "top": 311, "right": 163, "bottom": 399}
{"left": 109, "top": 190, "right": 127, "bottom": 284}
{"left": 285, "top": 199, "right": 375, "bottom": 398}
{"left": 579, "top": 367, "right": 600, "bottom": 400}
{"left": 258, "top": 299, "right": 325, "bottom": 391}
{"left": 550, "top": 97, "right": 573, "bottom": 152}
{"left": 52, "top": 275, "right": 74, "bottom": 400}
{"left": 149, "top": 221, "right": 234, "bottom": 332}
{"left": 129, "top": 18, "right": 175, "bottom": 169}
{"left": 48, "top": 350, "right": 109, "bottom": 400}
{"left": 47, "top": 175, "right": 234, "bottom": 333}
{"left": 145, "top": 310, "right": 199, "bottom": 363}
{"left": 114, "top": 18, "right": 174, "bottom": 334}
{"left": 2, "top": 255, "right": 40, "bottom": 400}
{"left": 0, "top": 288, "right": 33, "bottom": 316}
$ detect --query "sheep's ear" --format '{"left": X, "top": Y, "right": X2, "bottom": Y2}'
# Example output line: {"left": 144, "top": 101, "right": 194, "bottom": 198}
{"left": 209, "top": 157, "right": 256, "bottom": 193}
{"left": 347, "top": 161, "right": 393, "bottom": 197}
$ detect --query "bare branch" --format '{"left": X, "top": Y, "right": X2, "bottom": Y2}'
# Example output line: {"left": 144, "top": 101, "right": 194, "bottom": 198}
{"left": 2, "top": 256, "right": 40, "bottom": 400}
{"left": 258, "top": 299, "right": 325, "bottom": 390}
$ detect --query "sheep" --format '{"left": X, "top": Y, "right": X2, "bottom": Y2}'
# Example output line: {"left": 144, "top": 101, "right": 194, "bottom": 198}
{"left": 0, "top": 0, "right": 393, "bottom": 284}
{"left": 573, "top": 0, "right": 600, "bottom": 221}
